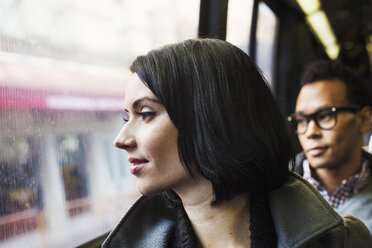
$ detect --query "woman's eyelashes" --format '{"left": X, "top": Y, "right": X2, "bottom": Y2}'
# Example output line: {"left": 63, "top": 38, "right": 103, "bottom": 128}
{"left": 122, "top": 107, "right": 157, "bottom": 123}
{"left": 137, "top": 110, "right": 157, "bottom": 121}
{"left": 136, "top": 106, "right": 157, "bottom": 121}
{"left": 122, "top": 111, "right": 130, "bottom": 123}
{"left": 123, "top": 110, "right": 129, "bottom": 124}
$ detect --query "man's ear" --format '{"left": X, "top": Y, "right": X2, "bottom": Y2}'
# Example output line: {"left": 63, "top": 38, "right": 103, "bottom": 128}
{"left": 358, "top": 106, "right": 372, "bottom": 133}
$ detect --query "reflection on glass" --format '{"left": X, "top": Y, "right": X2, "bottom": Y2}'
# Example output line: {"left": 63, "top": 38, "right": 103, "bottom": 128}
{"left": 226, "top": 0, "right": 254, "bottom": 54}
{"left": 0, "top": 0, "right": 199, "bottom": 247}
{"left": 0, "top": 137, "right": 42, "bottom": 241}
{"left": 0, "top": 137, "right": 42, "bottom": 214}
{"left": 56, "top": 135, "right": 90, "bottom": 217}
{"left": 256, "top": 3, "right": 278, "bottom": 87}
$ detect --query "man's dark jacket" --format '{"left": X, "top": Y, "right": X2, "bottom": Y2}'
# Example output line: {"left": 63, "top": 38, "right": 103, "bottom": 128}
{"left": 293, "top": 150, "right": 372, "bottom": 233}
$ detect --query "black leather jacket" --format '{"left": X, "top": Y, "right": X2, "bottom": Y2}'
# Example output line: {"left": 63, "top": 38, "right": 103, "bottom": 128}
{"left": 102, "top": 173, "right": 372, "bottom": 248}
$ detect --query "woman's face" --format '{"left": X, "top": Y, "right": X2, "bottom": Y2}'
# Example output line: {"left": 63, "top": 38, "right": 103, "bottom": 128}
{"left": 114, "top": 73, "right": 194, "bottom": 195}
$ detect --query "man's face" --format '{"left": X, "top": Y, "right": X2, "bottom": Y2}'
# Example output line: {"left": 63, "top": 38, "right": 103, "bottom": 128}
{"left": 295, "top": 80, "right": 365, "bottom": 170}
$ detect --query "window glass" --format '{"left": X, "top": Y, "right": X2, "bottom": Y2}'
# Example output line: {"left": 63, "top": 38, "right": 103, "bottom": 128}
{"left": 0, "top": 136, "right": 42, "bottom": 215}
{"left": 256, "top": 2, "right": 278, "bottom": 87}
{"left": 226, "top": 0, "right": 254, "bottom": 54}
{"left": 56, "top": 135, "right": 90, "bottom": 217}
{"left": 0, "top": 0, "right": 199, "bottom": 247}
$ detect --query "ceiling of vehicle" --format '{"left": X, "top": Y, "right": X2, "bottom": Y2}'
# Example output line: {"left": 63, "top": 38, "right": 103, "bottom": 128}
{"left": 275, "top": 0, "right": 372, "bottom": 79}
{"left": 322, "top": 0, "right": 372, "bottom": 75}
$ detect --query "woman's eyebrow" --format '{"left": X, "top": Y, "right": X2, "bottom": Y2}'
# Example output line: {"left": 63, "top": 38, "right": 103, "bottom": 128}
{"left": 131, "top": 97, "right": 162, "bottom": 109}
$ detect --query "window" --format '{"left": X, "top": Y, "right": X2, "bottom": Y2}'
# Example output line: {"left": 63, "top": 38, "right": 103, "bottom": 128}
{"left": 256, "top": 2, "right": 278, "bottom": 87}
{"left": 226, "top": 0, "right": 254, "bottom": 54}
{"left": 0, "top": 137, "right": 42, "bottom": 241}
{"left": 56, "top": 135, "right": 89, "bottom": 217}
{"left": 0, "top": 0, "right": 200, "bottom": 247}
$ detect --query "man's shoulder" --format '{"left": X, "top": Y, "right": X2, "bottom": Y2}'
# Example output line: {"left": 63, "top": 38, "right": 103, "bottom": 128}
{"left": 337, "top": 175, "right": 372, "bottom": 233}
{"left": 270, "top": 173, "right": 372, "bottom": 247}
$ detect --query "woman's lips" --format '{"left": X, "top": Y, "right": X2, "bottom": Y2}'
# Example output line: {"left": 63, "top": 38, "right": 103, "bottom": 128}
{"left": 307, "top": 146, "right": 328, "bottom": 157}
{"left": 130, "top": 163, "right": 146, "bottom": 174}
{"left": 128, "top": 158, "right": 149, "bottom": 174}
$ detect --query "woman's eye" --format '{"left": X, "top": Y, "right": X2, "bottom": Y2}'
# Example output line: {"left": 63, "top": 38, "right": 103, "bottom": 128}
{"left": 122, "top": 111, "right": 130, "bottom": 123}
{"left": 137, "top": 111, "right": 157, "bottom": 121}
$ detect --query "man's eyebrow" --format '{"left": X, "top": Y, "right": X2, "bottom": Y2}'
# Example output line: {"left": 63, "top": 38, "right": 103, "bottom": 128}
{"left": 295, "top": 106, "right": 333, "bottom": 115}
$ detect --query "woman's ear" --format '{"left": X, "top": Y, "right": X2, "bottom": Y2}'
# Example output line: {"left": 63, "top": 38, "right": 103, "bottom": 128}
{"left": 358, "top": 106, "right": 372, "bottom": 133}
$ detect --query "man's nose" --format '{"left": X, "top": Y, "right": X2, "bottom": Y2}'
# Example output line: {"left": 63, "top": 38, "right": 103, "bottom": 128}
{"left": 113, "top": 126, "right": 136, "bottom": 151}
{"left": 304, "top": 119, "right": 322, "bottom": 138}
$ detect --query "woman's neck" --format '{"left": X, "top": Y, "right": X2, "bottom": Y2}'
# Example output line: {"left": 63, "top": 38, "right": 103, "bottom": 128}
{"left": 176, "top": 180, "right": 251, "bottom": 248}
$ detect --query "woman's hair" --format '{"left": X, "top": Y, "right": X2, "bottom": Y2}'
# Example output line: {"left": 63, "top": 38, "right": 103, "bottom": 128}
{"left": 130, "top": 38, "right": 293, "bottom": 205}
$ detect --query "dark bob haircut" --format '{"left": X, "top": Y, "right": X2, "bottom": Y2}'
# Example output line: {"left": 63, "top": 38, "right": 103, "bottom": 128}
{"left": 130, "top": 38, "right": 293, "bottom": 205}
{"left": 300, "top": 60, "right": 372, "bottom": 108}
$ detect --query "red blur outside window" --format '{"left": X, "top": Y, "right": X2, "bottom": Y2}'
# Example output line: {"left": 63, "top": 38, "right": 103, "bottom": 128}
{"left": 0, "top": 0, "right": 199, "bottom": 247}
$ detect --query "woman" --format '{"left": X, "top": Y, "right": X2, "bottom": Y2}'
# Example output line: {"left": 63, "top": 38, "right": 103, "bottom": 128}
{"left": 103, "top": 39, "right": 372, "bottom": 248}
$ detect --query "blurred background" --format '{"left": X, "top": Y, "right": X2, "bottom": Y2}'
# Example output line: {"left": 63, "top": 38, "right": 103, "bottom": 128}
{"left": 1, "top": 0, "right": 370, "bottom": 247}
{"left": 0, "top": 0, "right": 201, "bottom": 247}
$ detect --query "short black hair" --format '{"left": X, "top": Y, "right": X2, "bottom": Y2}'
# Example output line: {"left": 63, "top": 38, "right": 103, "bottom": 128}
{"left": 300, "top": 60, "right": 372, "bottom": 107}
{"left": 130, "top": 38, "right": 292, "bottom": 205}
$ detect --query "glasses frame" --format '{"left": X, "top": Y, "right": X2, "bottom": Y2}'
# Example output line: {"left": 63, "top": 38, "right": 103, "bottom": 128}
{"left": 288, "top": 105, "right": 362, "bottom": 134}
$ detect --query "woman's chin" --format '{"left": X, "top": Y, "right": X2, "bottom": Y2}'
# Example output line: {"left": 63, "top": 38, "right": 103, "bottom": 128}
{"left": 136, "top": 181, "right": 163, "bottom": 196}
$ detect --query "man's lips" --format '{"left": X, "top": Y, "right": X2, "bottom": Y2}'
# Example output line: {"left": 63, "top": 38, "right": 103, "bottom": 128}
{"left": 306, "top": 146, "right": 329, "bottom": 157}
{"left": 128, "top": 158, "right": 149, "bottom": 174}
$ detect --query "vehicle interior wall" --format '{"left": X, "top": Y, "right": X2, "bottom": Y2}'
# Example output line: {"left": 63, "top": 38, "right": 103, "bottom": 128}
{"left": 199, "top": 0, "right": 228, "bottom": 39}
{"left": 265, "top": 0, "right": 372, "bottom": 118}
{"left": 274, "top": 12, "right": 326, "bottom": 117}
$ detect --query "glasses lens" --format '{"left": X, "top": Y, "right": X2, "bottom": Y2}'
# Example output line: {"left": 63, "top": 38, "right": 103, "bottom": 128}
{"left": 293, "top": 115, "right": 308, "bottom": 134}
{"left": 315, "top": 109, "right": 336, "bottom": 130}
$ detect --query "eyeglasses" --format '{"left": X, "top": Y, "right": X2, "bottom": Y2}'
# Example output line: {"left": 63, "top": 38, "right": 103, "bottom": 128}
{"left": 288, "top": 105, "right": 361, "bottom": 134}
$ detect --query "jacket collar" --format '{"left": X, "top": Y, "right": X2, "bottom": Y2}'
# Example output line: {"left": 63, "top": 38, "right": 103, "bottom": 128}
{"left": 269, "top": 172, "right": 342, "bottom": 248}
{"left": 102, "top": 194, "right": 178, "bottom": 248}
{"left": 103, "top": 173, "right": 344, "bottom": 248}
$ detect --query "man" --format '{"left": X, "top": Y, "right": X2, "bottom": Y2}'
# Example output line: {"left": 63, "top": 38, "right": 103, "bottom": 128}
{"left": 288, "top": 60, "right": 372, "bottom": 233}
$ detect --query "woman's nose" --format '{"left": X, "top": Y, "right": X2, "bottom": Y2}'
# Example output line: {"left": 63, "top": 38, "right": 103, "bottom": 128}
{"left": 113, "top": 126, "right": 136, "bottom": 151}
